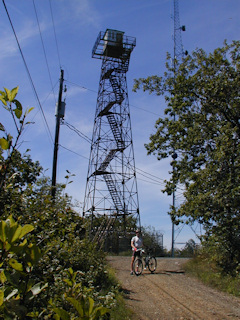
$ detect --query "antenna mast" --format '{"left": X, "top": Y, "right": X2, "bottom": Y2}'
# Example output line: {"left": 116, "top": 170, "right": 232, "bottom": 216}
{"left": 171, "top": 0, "right": 186, "bottom": 256}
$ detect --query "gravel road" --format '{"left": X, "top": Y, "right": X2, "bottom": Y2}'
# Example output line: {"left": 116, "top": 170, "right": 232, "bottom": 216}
{"left": 107, "top": 256, "right": 240, "bottom": 320}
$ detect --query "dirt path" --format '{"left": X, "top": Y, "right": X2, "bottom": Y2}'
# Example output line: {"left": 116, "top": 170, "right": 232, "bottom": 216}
{"left": 107, "top": 256, "right": 240, "bottom": 320}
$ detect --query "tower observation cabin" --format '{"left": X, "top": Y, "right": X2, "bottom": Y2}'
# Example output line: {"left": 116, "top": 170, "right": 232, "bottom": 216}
{"left": 92, "top": 29, "right": 136, "bottom": 62}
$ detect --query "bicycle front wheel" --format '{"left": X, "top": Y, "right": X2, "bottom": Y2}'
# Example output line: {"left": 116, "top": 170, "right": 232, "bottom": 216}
{"left": 133, "top": 258, "right": 143, "bottom": 276}
{"left": 148, "top": 256, "right": 157, "bottom": 273}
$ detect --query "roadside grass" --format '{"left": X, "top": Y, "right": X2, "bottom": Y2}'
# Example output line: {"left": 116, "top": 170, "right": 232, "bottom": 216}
{"left": 106, "top": 265, "right": 133, "bottom": 319}
{"left": 183, "top": 256, "right": 240, "bottom": 297}
{"left": 110, "top": 293, "right": 134, "bottom": 320}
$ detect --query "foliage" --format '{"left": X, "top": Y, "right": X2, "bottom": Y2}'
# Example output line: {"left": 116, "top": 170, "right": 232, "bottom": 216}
{"left": 171, "top": 239, "right": 200, "bottom": 258}
{"left": 0, "top": 87, "right": 34, "bottom": 190}
{"left": 50, "top": 268, "right": 110, "bottom": 320}
{"left": 0, "top": 87, "right": 129, "bottom": 319}
{"left": 184, "top": 252, "right": 240, "bottom": 297}
{"left": 0, "top": 216, "right": 47, "bottom": 319}
{"left": 141, "top": 226, "right": 164, "bottom": 256}
{"left": 133, "top": 40, "right": 240, "bottom": 274}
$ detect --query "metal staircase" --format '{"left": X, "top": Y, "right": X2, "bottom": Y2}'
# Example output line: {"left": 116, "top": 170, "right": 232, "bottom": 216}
{"left": 103, "top": 174, "right": 123, "bottom": 211}
{"left": 93, "top": 215, "right": 116, "bottom": 249}
{"left": 106, "top": 114, "right": 124, "bottom": 149}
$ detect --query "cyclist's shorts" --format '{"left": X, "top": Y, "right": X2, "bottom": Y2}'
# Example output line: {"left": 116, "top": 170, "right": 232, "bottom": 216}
{"left": 132, "top": 250, "right": 141, "bottom": 257}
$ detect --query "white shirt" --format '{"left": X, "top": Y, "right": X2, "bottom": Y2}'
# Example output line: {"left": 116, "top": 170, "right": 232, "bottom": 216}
{"left": 131, "top": 235, "right": 143, "bottom": 250}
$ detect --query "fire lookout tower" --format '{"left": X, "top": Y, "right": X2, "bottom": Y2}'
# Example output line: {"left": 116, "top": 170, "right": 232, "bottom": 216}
{"left": 83, "top": 29, "right": 141, "bottom": 239}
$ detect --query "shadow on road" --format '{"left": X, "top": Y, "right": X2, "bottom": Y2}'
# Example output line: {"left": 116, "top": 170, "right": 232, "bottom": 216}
{"left": 120, "top": 287, "right": 141, "bottom": 301}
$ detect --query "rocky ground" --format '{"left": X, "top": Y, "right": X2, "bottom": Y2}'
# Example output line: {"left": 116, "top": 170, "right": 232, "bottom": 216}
{"left": 107, "top": 256, "right": 240, "bottom": 320}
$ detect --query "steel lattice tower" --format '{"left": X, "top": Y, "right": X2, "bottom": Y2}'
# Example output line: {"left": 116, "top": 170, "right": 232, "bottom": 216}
{"left": 173, "top": 0, "right": 186, "bottom": 62}
{"left": 171, "top": 0, "right": 187, "bottom": 256}
{"left": 83, "top": 29, "right": 140, "bottom": 232}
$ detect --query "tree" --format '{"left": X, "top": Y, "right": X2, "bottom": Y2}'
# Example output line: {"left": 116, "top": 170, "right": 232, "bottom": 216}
{"left": 141, "top": 226, "right": 164, "bottom": 256}
{"left": 133, "top": 40, "right": 240, "bottom": 274}
{"left": 0, "top": 87, "right": 35, "bottom": 189}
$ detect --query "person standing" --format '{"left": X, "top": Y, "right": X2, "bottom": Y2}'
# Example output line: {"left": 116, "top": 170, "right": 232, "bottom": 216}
{"left": 130, "top": 229, "right": 143, "bottom": 275}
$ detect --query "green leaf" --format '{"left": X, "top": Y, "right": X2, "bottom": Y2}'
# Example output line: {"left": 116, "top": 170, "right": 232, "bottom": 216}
{"left": 5, "top": 86, "right": 19, "bottom": 102}
{"left": 13, "top": 99, "right": 22, "bottom": 109}
{"left": 9, "top": 259, "right": 23, "bottom": 271}
{"left": 0, "top": 123, "right": 5, "bottom": 131}
{"left": 66, "top": 297, "right": 84, "bottom": 317}
{"left": 0, "top": 95, "right": 7, "bottom": 106}
{"left": 14, "top": 107, "right": 22, "bottom": 119}
{"left": 88, "top": 296, "right": 94, "bottom": 315}
{"left": 92, "top": 306, "right": 110, "bottom": 318}
{"left": 53, "top": 308, "right": 70, "bottom": 320}
{"left": 11, "top": 226, "right": 22, "bottom": 243}
{"left": 19, "top": 224, "right": 34, "bottom": 239}
{"left": 26, "top": 107, "right": 34, "bottom": 114}
{"left": 0, "top": 290, "right": 4, "bottom": 306}
{"left": 28, "top": 244, "right": 42, "bottom": 265}
{"left": 0, "top": 220, "right": 7, "bottom": 242}
{"left": 0, "top": 137, "right": 9, "bottom": 150}
{"left": 13, "top": 99, "right": 23, "bottom": 119}
{"left": 0, "top": 270, "right": 7, "bottom": 284}
{"left": 63, "top": 279, "right": 72, "bottom": 287}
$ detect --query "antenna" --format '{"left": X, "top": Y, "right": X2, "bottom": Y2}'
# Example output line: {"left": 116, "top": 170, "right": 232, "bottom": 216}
{"left": 171, "top": 0, "right": 186, "bottom": 256}
{"left": 173, "top": 0, "right": 187, "bottom": 62}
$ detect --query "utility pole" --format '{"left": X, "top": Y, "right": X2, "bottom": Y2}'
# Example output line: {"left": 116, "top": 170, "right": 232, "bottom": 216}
{"left": 51, "top": 69, "right": 64, "bottom": 199}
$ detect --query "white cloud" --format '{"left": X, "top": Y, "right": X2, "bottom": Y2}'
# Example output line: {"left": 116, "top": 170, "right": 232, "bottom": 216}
{"left": 57, "top": 0, "right": 101, "bottom": 28}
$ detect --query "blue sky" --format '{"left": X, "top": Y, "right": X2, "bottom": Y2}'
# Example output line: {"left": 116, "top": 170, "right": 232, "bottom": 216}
{"left": 1, "top": 0, "right": 239, "bottom": 250}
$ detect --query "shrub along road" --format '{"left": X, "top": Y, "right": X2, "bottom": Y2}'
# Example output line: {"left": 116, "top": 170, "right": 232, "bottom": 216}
{"left": 107, "top": 256, "right": 240, "bottom": 320}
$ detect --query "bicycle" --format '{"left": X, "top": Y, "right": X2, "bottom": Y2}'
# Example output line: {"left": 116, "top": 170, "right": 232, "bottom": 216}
{"left": 133, "top": 248, "right": 157, "bottom": 276}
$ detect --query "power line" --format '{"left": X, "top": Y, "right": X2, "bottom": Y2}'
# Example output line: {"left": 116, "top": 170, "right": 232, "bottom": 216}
{"left": 61, "top": 119, "right": 176, "bottom": 188}
{"left": 130, "top": 103, "right": 161, "bottom": 116}
{"left": 59, "top": 144, "right": 89, "bottom": 160}
{"left": 65, "top": 80, "right": 98, "bottom": 94}
{"left": 2, "top": 0, "right": 53, "bottom": 146}
{"left": 62, "top": 121, "right": 92, "bottom": 144}
{"left": 49, "top": 0, "right": 61, "bottom": 69}
{"left": 65, "top": 80, "right": 161, "bottom": 117}
{"left": 136, "top": 167, "right": 165, "bottom": 182}
{"left": 137, "top": 177, "right": 165, "bottom": 186}
{"left": 33, "top": 0, "right": 57, "bottom": 103}
{"left": 136, "top": 170, "right": 165, "bottom": 186}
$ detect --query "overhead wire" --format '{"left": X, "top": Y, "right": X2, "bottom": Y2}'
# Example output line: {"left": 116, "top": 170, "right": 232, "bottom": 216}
{"left": 48, "top": 0, "right": 61, "bottom": 69}
{"left": 3, "top": 1, "right": 183, "bottom": 194}
{"left": 63, "top": 121, "right": 92, "bottom": 144}
{"left": 2, "top": 0, "right": 53, "bottom": 146}
{"left": 61, "top": 119, "right": 173, "bottom": 187}
{"left": 135, "top": 169, "right": 166, "bottom": 186}
{"left": 65, "top": 80, "right": 162, "bottom": 117}
{"left": 135, "top": 167, "right": 165, "bottom": 183}
{"left": 3, "top": 1, "right": 171, "bottom": 195}
{"left": 33, "top": 0, "right": 57, "bottom": 103}
{"left": 58, "top": 144, "right": 89, "bottom": 160}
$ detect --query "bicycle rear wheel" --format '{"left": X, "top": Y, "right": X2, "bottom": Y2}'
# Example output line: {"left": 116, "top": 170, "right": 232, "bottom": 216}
{"left": 148, "top": 256, "right": 157, "bottom": 273}
{"left": 133, "top": 258, "right": 143, "bottom": 276}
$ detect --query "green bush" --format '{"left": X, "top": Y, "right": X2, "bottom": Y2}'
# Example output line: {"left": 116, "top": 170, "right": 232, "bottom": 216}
{"left": 0, "top": 216, "right": 47, "bottom": 319}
